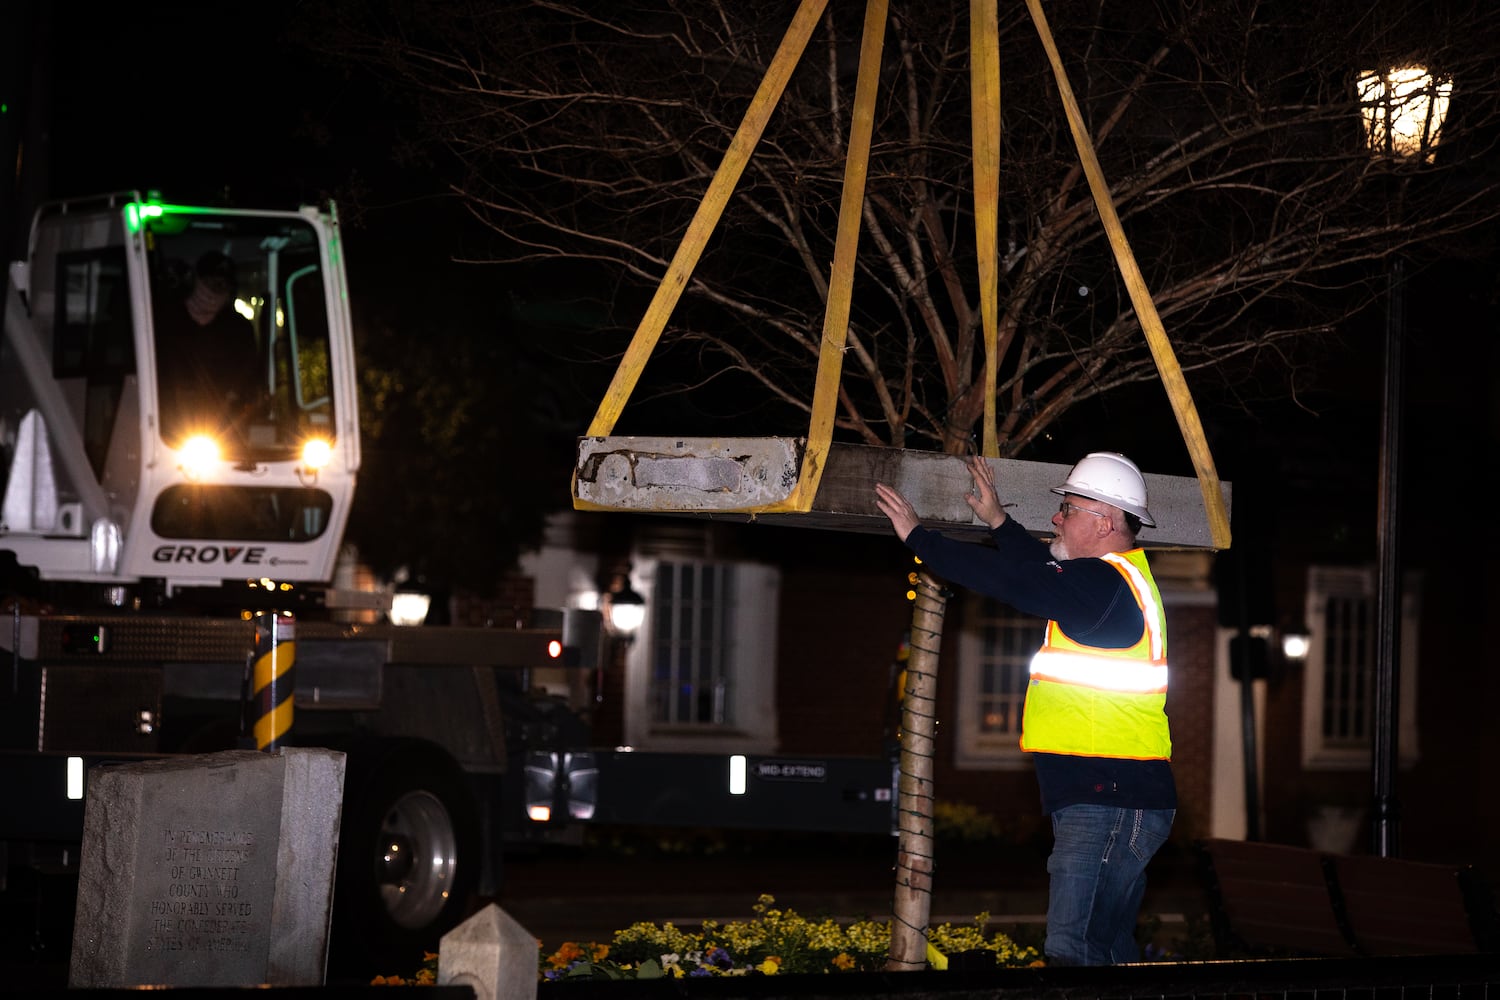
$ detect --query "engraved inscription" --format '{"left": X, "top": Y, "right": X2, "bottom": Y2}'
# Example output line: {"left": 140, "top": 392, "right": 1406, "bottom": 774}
{"left": 143, "top": 829, "right": 258, "bottom": 955}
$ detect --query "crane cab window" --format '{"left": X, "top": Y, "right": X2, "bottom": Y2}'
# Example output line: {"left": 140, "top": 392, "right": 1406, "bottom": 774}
{"left": 151, "top": 484, "right": 333, "bottom": 542}
{"left": 54, "top": 250, "right": 134, "bottom": 378}
{"left": 146, "top": 213, "right": 337, "bottom": 463}
{"left": 53, "top": 249, "right": 135, "bottom": 479}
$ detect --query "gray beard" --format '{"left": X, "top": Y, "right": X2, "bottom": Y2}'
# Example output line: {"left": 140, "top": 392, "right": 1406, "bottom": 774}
{"left": 1049, "top": 537, "right": 1069, "bottom": 561}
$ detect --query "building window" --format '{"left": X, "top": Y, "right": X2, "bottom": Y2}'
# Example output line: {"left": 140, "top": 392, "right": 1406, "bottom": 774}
{"left": 954, "top": 593, "right": 1044, "bottom": 769}
{"left": 650, "top": 561, "right": 733, "bottom": 726}
{"left": 624, "top": 558, "right": 779, "bottom": 753}
{"left": 1300, "top": 566, "right": 1421, "bottom": 770}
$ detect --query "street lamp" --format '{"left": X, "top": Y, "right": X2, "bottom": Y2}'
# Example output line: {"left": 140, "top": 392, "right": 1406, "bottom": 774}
{"left": 1358, "top": 67, "right": 1452, "bottom": 162}
{"left": 1357, "top": 64, "right": 1448, "bottom": 858}
{"left": 1280, "top": 623, "right": 1311, "bottom": 665}
{"left": 600, "top": 570, "right": 646, "bottom": 640}
{"left": 388, "top": 590, "right": 432, "bottom": 627}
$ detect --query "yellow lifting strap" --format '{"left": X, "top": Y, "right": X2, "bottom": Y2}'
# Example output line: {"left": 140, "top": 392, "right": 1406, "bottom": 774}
{"left": 584, "top": 0, "right": 829, "bottom": 440}
{"left": 581, "top": 0, "right": 886, "bottom": 516}
{"left": 785, "top": 0, "right": 889, "bottom": 511}
{"left": 971, "top": 0, "right": 1002, "bottom": 461}
{"left": 582, "top": 0, "right": 1231, "bottom": 548}
{"left": 1023, "top": 0, "right": 1232, "bottom": 548}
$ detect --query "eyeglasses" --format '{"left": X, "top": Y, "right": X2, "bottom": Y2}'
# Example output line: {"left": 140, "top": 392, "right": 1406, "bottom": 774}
{"left": 1058, "top": 501, "right": 1108, "bottom": 520}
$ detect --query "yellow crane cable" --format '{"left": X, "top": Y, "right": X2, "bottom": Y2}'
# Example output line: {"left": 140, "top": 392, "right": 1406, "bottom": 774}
{"left": 584, "top": 0, "right": 829, "bottom": 439}
{"left": 971, "top": 0, "right": 1002, "bottom": 459}
{"left": 776, "top": 0, "right": 890, "bottom": 511}
{"left": 1023, "top": 0, "right": 1231, "bottom": 548}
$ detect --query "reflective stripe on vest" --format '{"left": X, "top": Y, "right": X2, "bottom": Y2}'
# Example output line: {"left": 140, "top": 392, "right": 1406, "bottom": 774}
{"left": 1028, "top": 649, "right": 1167, "bottom": 693}
{"left": 1100, "top": 551, "right": 1166, "bottom": 659}
{"left": 1018, "top": 548, "right": 1171, "bottom": 760}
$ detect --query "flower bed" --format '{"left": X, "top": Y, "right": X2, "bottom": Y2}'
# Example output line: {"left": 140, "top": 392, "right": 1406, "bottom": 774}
{"left": 539, "top": 894, "right": 1042, "bottom": 981}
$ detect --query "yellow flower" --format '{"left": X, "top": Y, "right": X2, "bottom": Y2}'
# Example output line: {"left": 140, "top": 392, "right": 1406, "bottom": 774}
{"left": 756, "top": 956, "right": 781, "bottom": 975}
{"left": 831, "top": 952, "right": 856, "bottom": 970}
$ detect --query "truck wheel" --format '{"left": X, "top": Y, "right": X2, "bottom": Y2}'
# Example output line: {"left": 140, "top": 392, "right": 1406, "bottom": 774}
{"left": 330, "top": 740, "right": 479, "bottom": 978}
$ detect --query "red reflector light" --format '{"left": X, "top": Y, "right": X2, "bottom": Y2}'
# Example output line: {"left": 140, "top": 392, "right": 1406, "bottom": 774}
{"left": 547, "top": 639, "right": 563, "bottom": 659}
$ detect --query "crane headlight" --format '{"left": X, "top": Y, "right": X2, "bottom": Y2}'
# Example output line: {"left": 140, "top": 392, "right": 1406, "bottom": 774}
{"left": 300, "top": 438, "right": 333, "bottom": 471}
{"left": 177, "top": 435, "right": 221, "bottom": 480}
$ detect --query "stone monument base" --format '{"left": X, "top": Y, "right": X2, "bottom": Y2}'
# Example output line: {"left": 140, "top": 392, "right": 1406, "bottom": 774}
{"left": 68, "top": 747, "right": 345, "bottom": 988}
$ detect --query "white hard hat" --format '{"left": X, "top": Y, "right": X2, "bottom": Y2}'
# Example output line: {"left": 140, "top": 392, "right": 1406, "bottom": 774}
{"left": 1051, "top": 452, "right": 1156, "bottom": 527}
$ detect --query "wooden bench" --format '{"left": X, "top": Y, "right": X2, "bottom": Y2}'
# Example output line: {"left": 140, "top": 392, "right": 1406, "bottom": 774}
{"left": 1197, "top": 838, "right": 1500, "bottom": 959}
{"left": 1197, "top": 838, "right": 1357, "bottom": 957}
{"left": 1331, "top": 852, "right": 1500, "bottom": 956}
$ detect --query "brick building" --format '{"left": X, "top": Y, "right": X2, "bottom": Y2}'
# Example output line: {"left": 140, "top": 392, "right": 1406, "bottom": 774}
{"left": 508, "top": 497, "right": 1495, "bottom": 884}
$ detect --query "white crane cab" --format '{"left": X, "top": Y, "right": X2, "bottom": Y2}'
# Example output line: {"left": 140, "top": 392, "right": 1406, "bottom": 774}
{"left": 2, "top": 192, "right": 360, "bottom": 595}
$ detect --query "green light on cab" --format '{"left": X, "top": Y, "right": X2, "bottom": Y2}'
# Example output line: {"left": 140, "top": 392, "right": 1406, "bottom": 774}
{"left": 124, "top": 202, "right": 165, "bottom": 234}
{"left": 125, "top": 199, "right": 226, "bottom": 234}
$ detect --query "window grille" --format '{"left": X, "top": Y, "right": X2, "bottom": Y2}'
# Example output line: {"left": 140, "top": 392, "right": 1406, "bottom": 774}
{"left": 955, "top": 594, "right": 1043, "bottom": 768}
{"left": 649, "top": 561, "right": 734, "bottom": 727}
{"left": 1300, "top": 566, "right": 1421, "bottom": 770}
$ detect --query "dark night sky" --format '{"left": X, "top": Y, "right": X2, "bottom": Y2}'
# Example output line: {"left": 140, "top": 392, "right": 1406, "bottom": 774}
{"left": 39, "top": 2, "right": 350, "bottom": 205}
{"left": 15, "top": 0, "right": 538, "bottom": 360}
{"left": 15, "top": 1, "right": 463, "bottom": 276}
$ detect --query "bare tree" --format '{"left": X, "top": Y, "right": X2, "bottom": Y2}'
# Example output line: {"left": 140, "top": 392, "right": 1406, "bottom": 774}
{"left": 310, "top": 0, "right": 1499, "bottom": 450}
{"left": 305, "top": 0, "right": 1500, "bottom": 966}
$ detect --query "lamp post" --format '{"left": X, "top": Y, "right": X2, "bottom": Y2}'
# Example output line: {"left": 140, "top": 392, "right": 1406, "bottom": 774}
{"left": 1357, "top": 65, "right": 1450, "bottom": 858}
{"left": 595, "top": 567, "right": 645, "bottom": 715}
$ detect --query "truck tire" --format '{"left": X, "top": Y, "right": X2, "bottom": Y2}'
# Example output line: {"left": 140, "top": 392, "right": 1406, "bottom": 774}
{"left": 329, "top": 739, "right": 480, "bottom": 978}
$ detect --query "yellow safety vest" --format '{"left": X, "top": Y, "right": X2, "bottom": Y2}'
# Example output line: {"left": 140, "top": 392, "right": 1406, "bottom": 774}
{"left": 1018, "top": 549, "right": 1171, "bottom": 760}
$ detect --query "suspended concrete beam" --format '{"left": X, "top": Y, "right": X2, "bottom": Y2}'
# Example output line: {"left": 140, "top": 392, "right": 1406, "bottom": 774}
{"left": 574, "top": 437, "right": 1229, "bottom": 550}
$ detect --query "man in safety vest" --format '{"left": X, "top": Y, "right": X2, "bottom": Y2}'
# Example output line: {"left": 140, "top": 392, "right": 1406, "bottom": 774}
{"left": 874, "top": 452, "right": 1175, "bottom": 967}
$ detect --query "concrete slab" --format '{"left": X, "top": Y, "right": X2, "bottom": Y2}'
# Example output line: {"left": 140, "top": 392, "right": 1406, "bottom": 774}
{"left": 576, "top": 436, "right": 802, "bottom": 511}
{"left": 574, "top": 438, "right": 1229, "bottom": 549}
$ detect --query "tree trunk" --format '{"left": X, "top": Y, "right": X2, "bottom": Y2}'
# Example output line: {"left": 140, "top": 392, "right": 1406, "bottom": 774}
{"left": 885, "top": 569, "right": 947, "bottom": 970}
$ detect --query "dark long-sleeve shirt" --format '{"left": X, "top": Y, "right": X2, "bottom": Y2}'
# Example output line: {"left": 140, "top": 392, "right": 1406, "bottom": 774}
{"left": 905, "top": 518, "right": 1177, "bottom": 814}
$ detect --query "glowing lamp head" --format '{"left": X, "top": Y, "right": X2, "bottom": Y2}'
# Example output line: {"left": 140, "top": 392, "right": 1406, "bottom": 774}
{"left": 1358, "top": 65, "right": 1451, "bottom": 163}
{"left": 300, "top": 438, "right": 333, "bottom": 471}
{"left": 1282, "top": 630, "right": 1312, "bottom": 663}
{"left": 178, "top": 435, "right": 221, "bottom": 480}
{"left": 388, "top": 591, "right": 432, "bottom": 627}
{"left": 604, "top": 584, "right": 646, "bottom": 637}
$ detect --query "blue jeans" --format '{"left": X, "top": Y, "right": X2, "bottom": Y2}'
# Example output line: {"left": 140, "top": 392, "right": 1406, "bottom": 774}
{"left": 1044, "top": 804, "right": 1175, "bottom": 966}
